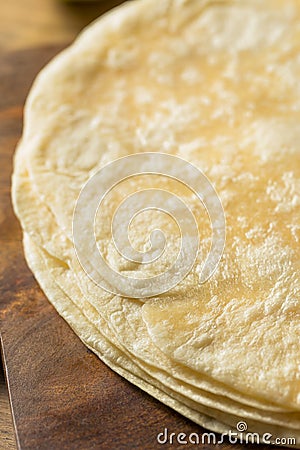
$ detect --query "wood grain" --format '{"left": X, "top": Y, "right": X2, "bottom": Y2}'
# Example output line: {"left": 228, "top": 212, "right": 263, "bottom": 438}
{"left": 0, "top": 367, "right": 16, "bottom": 449}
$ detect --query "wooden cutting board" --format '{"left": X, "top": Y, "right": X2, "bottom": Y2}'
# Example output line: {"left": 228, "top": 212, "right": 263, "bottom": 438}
{"left": 0, "top": 46, "right": 270, "bottom": 450}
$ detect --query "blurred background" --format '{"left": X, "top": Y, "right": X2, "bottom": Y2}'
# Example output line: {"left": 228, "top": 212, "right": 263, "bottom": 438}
{"left": 0, "top": 0, "right": 126, "bottom": 52}
{"left": 0, "top": 2, "right": 126, "bottom": 448}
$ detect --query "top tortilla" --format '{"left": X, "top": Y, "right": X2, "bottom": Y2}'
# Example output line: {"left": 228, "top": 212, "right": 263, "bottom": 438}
{"left": 13, "top": 0, "right": 300, "bottom": 410}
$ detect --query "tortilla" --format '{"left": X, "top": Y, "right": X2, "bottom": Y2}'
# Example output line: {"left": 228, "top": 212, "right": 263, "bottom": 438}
{"left": 23, "top": 234, "right": 300, "bottom": 445}
{"left": 16, "top": 150, "right": 300, "bottom": 429}
{"left": 12, "top": 0, "right": 300, "bottom": 444}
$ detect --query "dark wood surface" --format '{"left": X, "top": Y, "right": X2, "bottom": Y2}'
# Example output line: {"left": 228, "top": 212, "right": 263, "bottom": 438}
{"left": 0, "top": 365, "right": 16, "bottom": 449}
{"left": 0, "top": 44, "right": 273, "bottom": 450}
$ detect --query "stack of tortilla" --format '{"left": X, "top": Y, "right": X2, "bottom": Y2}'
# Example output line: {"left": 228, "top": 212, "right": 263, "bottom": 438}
{"left": 12, "top": 0, "right": 300, "bottom": 445}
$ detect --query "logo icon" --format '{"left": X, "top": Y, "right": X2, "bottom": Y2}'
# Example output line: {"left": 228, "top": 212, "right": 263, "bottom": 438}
{"left": 73, "top": 153, "right": 225, "bottom": 298}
